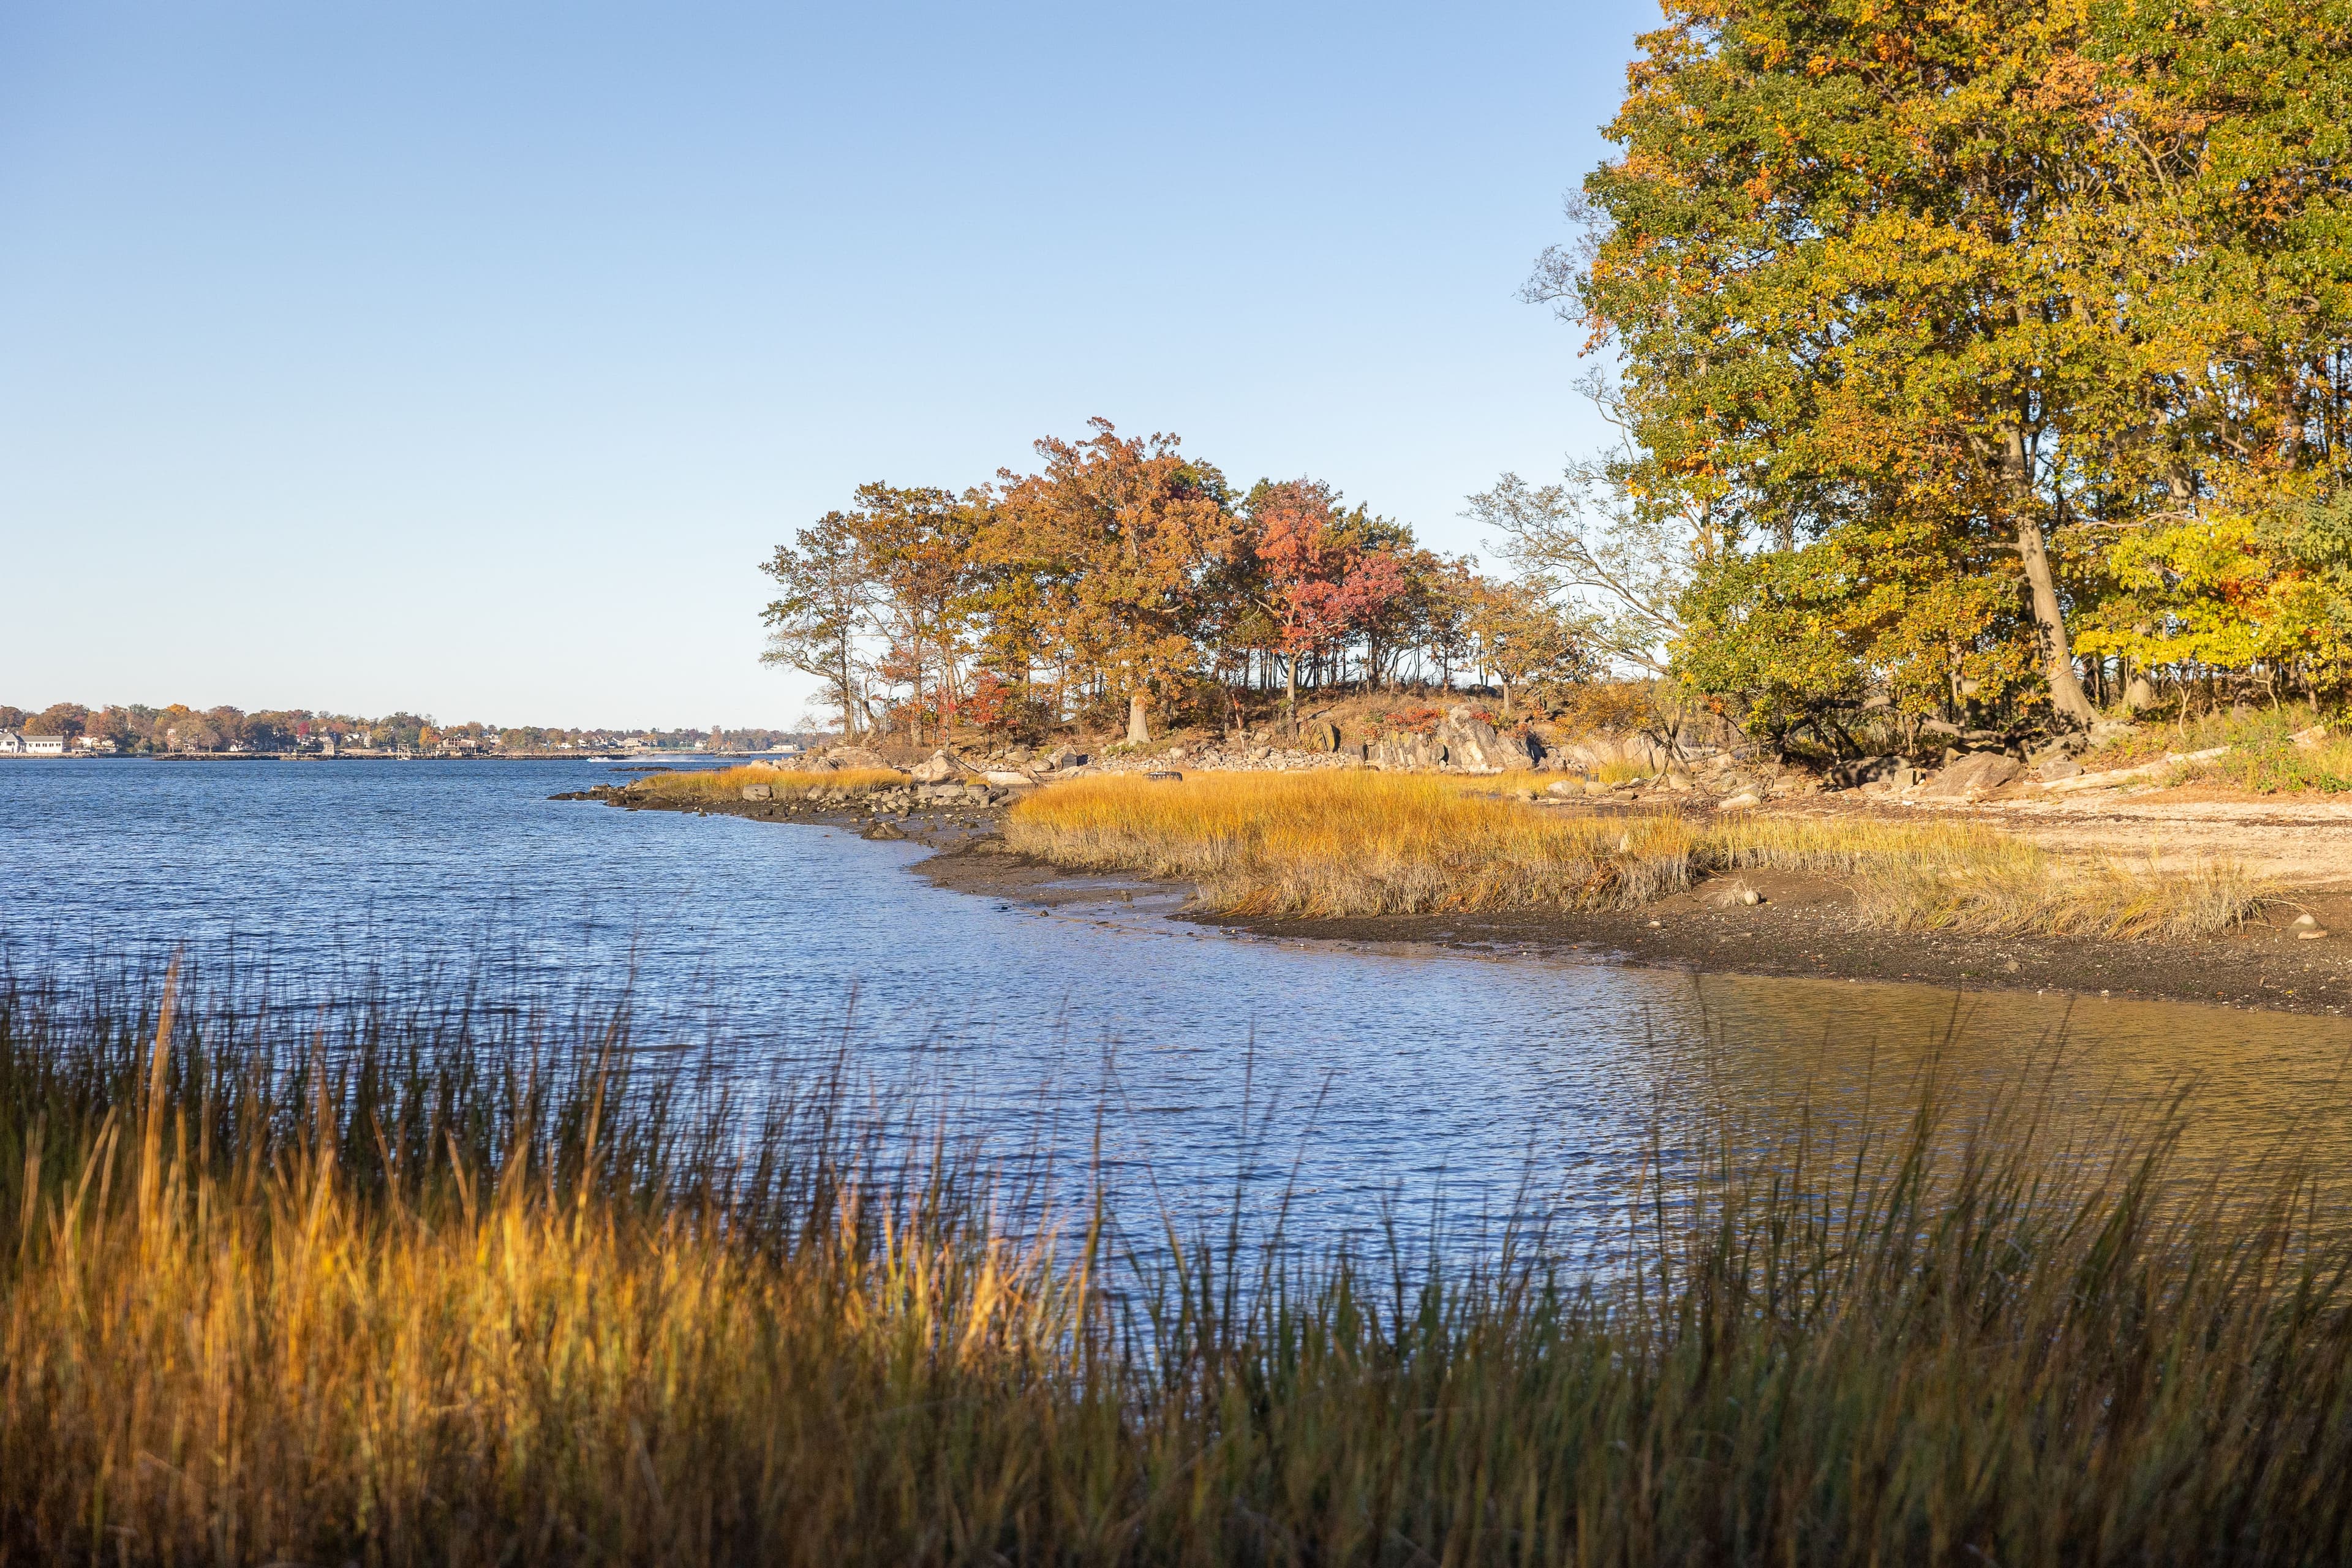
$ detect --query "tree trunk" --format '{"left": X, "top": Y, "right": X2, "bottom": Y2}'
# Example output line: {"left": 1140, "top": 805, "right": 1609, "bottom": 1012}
{"left": 1284, "top": 653, "right": 1298, "bottom": 718}
{"left": 2016, "top": 514, "right": 2097, "bottom": 726}
{"left": 2003, "top": 426, "right": 2098, "bottom": 727}
{"left": 1127, "top": 692, "right": 1150, "bottom": 745}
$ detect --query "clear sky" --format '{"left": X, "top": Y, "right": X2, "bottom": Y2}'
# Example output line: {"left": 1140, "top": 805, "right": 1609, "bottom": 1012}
{"left": 1, "top": 1, "right": 1656, "bottom": 729}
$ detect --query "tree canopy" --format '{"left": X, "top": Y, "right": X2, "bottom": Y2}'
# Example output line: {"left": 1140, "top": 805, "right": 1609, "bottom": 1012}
{"left": 758, "top": 421, "right": 1580, "bottom": 742}
{"left": 1540, "top": 0, "right": 2352, "bottom": 742}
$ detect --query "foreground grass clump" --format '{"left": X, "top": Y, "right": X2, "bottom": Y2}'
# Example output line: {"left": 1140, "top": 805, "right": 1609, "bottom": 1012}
{"left": 4, "top": 970, "right": 2352, "bottom": 1564}
{"left": 1007, "top": 772, "right": 2269, "bottom": 937}
{"left": 625, "top": 762, "right": 907, "bottom": 801}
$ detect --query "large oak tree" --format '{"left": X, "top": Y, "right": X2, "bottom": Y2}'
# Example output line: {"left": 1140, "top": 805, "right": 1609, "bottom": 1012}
{"left": 1556, "top": 0, "right": 2352, "bottom": 731}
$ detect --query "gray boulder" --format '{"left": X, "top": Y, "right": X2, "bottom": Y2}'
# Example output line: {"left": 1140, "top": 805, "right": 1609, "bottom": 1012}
{"left": 740, "top": 783, "right": 774, "bottom": 801}
{"left": 1918, "top": 752, "right": 2022, "bottom": 799}
{"left": 1432, "top": 715, "right": 1537, "bottom": 773}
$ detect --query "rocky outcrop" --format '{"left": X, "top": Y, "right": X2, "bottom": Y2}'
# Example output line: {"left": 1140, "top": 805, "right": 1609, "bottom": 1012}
{"left": 1433, "top": 709, "right": 1536, "bottom": 772}
{"left": 1369, "top": 733, "right": 1449, "bottom": 769}
{"left": 909, "top": 750, "right": 965, "bottom": 784}
{"left": 1917, "top": 752, "right": 2022, "bottom": 799}
{"left": 1363, "top": 707, "right": 1539, "bottom": 773}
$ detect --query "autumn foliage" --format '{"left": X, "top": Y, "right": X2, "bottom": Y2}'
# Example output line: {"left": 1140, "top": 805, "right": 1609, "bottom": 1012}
{"left": 1549, "top": 0, "right": 2352, "bottom": 742}
{"left": 762, "top": 421, "right": 1574, "bottom": 744}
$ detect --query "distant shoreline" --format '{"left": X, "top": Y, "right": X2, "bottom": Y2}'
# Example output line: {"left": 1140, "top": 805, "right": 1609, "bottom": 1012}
{"left": 0, "top": 751, "right": 797, "bottom": 763}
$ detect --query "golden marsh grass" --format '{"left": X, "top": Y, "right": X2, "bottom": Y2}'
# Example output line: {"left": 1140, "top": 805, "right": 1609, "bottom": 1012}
{"left": 627, "top": 763, "right": 908, "bottom": 801}
{"left": 4, "top": 970, "right": 2352, "bottom": 1564}
{"left": 1006, "top": 771, "right": 2271, "bottom": 938}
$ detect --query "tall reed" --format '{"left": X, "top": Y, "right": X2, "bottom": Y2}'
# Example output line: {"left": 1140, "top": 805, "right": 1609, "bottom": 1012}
{"left": 4, "top": 968, "right": 2351, "bottom": 1564}
{"left": 1006, "top": 772, "right": 2271, "bottom": 938}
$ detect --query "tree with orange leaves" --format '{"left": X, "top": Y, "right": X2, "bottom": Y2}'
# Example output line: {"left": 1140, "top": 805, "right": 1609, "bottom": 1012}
{"left": 986, "top": 420, "right": 1237, "bottom": 744}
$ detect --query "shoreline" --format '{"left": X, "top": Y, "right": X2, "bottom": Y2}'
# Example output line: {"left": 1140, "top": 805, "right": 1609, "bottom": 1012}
{"left": 914, "top": 837, "right": 2351, "bottom": 1017}
{"left": 573, "top": 787, "right": 2352, "bottom": 1017}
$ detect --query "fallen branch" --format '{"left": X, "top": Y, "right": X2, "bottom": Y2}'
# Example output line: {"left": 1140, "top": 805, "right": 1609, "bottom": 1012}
{"left": 2042, "top": 745, "right": 2231, "bottom": 794}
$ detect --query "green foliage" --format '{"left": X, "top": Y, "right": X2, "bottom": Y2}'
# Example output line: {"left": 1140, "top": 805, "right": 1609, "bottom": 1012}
{"left": 1551, "top": 0, "right": 2352, "bottom": 735}
{"left": 1673, "top": 544, "right": 1868, "bottom": 744}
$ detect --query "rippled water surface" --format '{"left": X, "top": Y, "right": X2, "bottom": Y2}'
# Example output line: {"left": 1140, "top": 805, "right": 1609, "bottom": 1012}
{"left": 6, "top": 758, "right": 2350, "bottom": 1244}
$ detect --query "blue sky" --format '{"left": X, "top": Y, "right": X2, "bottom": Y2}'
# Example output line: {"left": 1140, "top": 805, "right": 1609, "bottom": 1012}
{"left": 1, "top": 1, "right": 1656, "bottom": 729}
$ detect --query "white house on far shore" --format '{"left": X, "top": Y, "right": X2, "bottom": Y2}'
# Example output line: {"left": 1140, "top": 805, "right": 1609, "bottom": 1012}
{"left": 0, "top": 731, "right": 20, "bottom": 755}
{"left": 0, "top": 731, "right": 66, "bottom": 756}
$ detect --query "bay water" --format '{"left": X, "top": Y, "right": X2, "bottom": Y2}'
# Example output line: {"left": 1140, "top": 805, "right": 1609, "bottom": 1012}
{"left": 5, "top": 756, "right": 2348, "bottom": 1250}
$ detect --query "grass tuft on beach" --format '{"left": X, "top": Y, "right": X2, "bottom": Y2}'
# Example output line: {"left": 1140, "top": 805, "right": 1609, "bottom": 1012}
{"left": 623, "top": 763, "right": 908, "bottom": 802}
{"left": 4, "top": 969, "right": 2351, "bottom": 1564}
{"left": 1005, "top": 771, "right": 2271, "bottom": 939}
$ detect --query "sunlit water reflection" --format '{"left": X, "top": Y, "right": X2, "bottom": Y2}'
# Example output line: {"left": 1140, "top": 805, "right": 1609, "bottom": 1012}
{"left": 6, "top": 758, "right": 2349, "bottom": 1251}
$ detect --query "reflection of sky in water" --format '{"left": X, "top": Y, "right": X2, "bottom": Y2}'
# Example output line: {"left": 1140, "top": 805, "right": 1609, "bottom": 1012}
{"left": 6, "top": 759, "right": 2351, "bottom": 1250}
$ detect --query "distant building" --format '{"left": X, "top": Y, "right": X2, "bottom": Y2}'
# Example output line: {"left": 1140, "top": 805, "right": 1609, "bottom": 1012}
{"left": 76, "top": 735, "right": 118, "bottom": 753}
{"left": 0, "top": 731, "right": 23, "bottom": 755}
{"left": 23, "top": 734, "right": 66, "bottom": 756}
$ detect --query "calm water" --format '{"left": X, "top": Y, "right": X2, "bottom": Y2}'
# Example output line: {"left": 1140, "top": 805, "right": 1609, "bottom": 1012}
{"left": 5, "top": 757, "right": 2350, "bottom": 1245}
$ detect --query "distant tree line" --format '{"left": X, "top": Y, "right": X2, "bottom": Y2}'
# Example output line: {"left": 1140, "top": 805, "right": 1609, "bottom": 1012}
{"left": 761, "top": 420, "right": 1589, "bottom": 744}
{"left": 1491, "top": 0, "right": 2352, "bottom": 751}
{"left": 0, "top": 703, "right": 802, "bottom": 755}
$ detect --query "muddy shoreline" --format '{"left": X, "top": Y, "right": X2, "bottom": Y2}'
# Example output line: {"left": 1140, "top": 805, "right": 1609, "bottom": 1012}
{"left": 576, "top": 790, "right": 2352, "bottom": 1017}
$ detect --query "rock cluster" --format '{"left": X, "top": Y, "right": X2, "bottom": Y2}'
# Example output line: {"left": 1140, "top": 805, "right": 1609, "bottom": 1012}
{"left": 797, "top": 714, "right": 1777, "bottom": 799}
{"left": 1357, "top": 708, "right": 1537, "bottom": 772}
